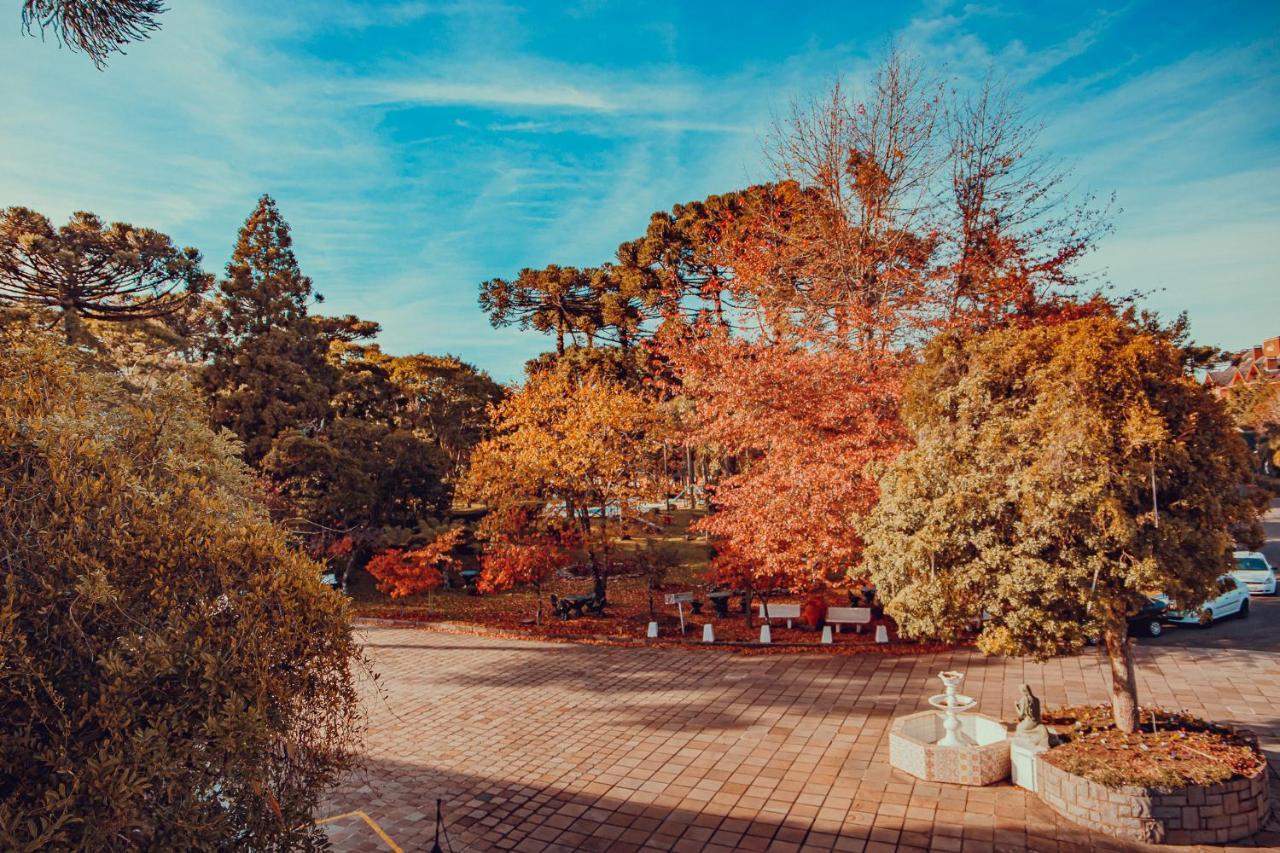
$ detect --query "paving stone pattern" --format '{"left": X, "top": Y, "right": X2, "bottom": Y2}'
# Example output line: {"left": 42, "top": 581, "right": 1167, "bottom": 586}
{"left": 322, "top": 627, "right": 1280, "bottom": 852}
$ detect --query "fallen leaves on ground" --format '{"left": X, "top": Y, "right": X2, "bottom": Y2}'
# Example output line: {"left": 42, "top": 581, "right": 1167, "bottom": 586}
{"left": 352, "top": 566, "right": 965, "bottom": 656}
{"left": 1042, "top": 705, "right": 1265, "bottom": 788}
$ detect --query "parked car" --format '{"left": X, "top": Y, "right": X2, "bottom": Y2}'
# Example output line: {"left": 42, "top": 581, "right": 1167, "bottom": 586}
{"left": 1166, "top": 576, "right": 1250, "bottom": 627}
{"left": 1128, "top": 596, "right": 1170, "bottom": 637}
{"left": 1081, "top": 597, "right": 1169, "bottom": 644}
{"left": 1232, "top": 551, "right": 1277, "bottom": 596}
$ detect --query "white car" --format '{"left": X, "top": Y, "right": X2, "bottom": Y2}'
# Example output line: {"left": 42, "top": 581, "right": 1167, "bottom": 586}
{"left": 1167, "top": 576, "right": 1250, "bottom": 627}
{"left": 1232, "top": 551, "right": 1277, "bottom": 596}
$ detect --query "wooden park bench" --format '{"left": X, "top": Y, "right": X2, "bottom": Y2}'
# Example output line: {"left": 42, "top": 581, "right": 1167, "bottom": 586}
{"left": 757, "top": 603, "right": 802, "bottom": 629}
{"left": 826, "top": 606, "right": 872, "bottom": 633}
{"left": 550, "top": 593, "right": 607, "bottom": 620}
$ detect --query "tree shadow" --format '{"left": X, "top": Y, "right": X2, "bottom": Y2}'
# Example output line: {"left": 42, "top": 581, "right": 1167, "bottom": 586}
{"left": 322, "top": 753, "right": 1279, "bottom": 853}
{"left": 346, "top": 626, "right": 1280, "bottom": 849}
{"left": 411, "top": 632, "right": 1008, "bottom": 735}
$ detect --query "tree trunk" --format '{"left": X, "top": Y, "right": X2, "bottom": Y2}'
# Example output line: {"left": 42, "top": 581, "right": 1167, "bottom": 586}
{"left": 663, "top": 443, "right": 671, "bottom": 511}
{"left": 685, "top": 444, "right": 694, "bottom": 504}
{"left": 338, "top": 546, "right": 363, "bottom": 593}
{"left": 578, "top": 507, "right": 606, "bottom": 602}
{"left": 699, "top": 453, "right": 709, "bottom": 506}
{"left": 1102, "top": 613, "right": 1139, "bottom": 733}
{"left": 61, "top": 305, "right": 85, "bottom": 345}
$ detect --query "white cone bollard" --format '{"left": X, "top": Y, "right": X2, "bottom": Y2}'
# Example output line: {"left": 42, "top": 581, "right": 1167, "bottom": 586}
{"left": 875, "top": 624, "right": 889, "bottom": 643}
{"left": 702, "top": 623, "right": 715, "bottom": 643}
{"left": 821, "top": 625, "right": 833, "bottom": 644}
{"left": 759, "top": 623, "right": 771, "bottom": 644}
{"left": 647, "top": 621, "right": 658, "bottom": 639}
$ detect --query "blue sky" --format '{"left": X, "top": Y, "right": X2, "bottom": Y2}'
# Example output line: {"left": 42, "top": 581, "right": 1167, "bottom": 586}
{"left": 3, "top": 0, "right": 1278, "bottom": 380}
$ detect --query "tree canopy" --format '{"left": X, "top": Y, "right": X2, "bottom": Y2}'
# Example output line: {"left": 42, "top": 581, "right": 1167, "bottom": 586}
{"left": 21, "top": 0, "right": 165, "bottom": 67}
{"left": 0, "top": 206, "right": 211, "bottom": 346}
{"left": 465, "top": 366, "right": 671, "bottom": 599}
{"left": 0, "top": 328, "right": 363, "bottom": 848}
{"left": 862, "top": 316, "right": 1259, "bottom": 731}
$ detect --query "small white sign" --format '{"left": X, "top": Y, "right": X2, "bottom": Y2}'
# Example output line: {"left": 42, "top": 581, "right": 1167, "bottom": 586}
{"left": 664, "top": 592, "right": 694, "bottom": 605}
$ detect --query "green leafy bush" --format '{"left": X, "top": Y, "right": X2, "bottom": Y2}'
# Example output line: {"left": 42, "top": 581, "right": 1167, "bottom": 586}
{"left": 0, "top": 330, "right": 364, "bottom": 849}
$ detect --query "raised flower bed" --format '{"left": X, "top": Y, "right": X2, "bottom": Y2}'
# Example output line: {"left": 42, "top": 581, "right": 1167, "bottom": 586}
{"left": 1034, "top": 707, "right": 1270, "bottom": 844}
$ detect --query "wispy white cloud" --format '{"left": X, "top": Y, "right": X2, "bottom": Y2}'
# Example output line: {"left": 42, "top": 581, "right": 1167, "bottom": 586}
{"left": 3, "top": 0, "right": 1275, "bottom": 380}
{"left": 362, "top": 78, "right": 617, "bottom": 111}
{"left": 351, "top": 58, "right": 701, "bottom": 115}
{"left": 898, "top": 0, "right": 1123, "bottom": 84}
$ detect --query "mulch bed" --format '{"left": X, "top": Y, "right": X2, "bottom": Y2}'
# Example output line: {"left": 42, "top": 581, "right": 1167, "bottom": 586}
{"left": 1041, "top": 705, "right": 1266, "bottom": 788}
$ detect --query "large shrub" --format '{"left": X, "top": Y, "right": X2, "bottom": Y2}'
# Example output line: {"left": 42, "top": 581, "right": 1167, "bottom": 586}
{"left": 0, "top": 330, "right": 364, "bottom": 849}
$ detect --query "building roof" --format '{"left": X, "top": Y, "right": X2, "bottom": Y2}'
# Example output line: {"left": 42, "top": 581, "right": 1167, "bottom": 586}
{"left": 1203, "top": 336, "right": 1280, "bottom": 393}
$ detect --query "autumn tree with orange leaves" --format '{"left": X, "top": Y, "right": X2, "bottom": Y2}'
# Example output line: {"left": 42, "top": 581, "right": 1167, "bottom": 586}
{"left": 365, "top": 527, "right": 463, "bottom": 599}
{"left": 465, "top": 366, "right": 671, "bottom": 602}
{"left": 648, "top": 57, "right": 1110, "bottom": 598}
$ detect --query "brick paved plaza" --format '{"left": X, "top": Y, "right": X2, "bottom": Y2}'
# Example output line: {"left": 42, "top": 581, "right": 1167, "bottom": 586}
{"left": 322, "top": 618, "right": 1280, "bottom": 853}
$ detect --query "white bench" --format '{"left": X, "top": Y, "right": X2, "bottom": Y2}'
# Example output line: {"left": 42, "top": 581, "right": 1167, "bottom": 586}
{"left": 757, "top": 603, "right": 801, "bottom": 629}
{"left": 826, "top": 606, "right": 872, "bottom": 633}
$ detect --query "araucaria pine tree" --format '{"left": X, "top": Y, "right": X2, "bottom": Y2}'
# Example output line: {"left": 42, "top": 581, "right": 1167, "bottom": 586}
{"left": 0, "top": 206, "right": 211, "bottom": 345}
{"left": 202, "top": 195, "right": 336, "bottom": 462}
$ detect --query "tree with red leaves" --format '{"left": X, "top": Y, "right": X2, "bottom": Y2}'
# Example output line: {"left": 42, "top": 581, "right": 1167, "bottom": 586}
{"left": 475, "top": 508, "right": 578, "bottom": 624}
{"left": 652, "top": 56, "right": 1109, "bottom": 600}
{"left": 365, "top": 527, "right": 463, "bottom": 599}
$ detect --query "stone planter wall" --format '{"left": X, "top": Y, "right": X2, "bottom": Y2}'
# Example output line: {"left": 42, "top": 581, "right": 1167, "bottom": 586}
{"left": 1035, "top": 753, "right": 1271, "bottom": 844}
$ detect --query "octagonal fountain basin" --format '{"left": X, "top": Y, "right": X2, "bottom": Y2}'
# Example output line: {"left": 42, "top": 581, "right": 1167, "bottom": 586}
{"left": 889, "top": 711, "right": 1010, "bottom": 786}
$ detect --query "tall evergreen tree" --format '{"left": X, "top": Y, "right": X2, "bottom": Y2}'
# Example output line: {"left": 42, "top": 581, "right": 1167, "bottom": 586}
{"left": 202, "top": 195, "right": 335, "bottom": 462}
{"left": 0, "top": 206, "right": 211, "bottom": 346}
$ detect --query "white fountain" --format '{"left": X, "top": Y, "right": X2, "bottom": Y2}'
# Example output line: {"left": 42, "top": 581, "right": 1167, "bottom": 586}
{"left": 888, "top": 669, "right": 1010, "bottom": 785}
{"left": 927, "top": 670, "right": 977, "bottom": 747}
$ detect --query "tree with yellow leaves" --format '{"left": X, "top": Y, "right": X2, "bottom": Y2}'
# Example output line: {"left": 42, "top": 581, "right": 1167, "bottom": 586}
{"left": 465, "top": 366, "right": 670, "bottom": 602}
{"left": 863, "top": 316, "right": 1260, "bottom": 733}
{"left": 0, "top": 328, "right": 363, "bottom": 848}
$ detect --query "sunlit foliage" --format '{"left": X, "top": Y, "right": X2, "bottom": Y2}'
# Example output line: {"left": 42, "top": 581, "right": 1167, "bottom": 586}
{"left": 0, "top": 329, "right": 363, "bottom": 848}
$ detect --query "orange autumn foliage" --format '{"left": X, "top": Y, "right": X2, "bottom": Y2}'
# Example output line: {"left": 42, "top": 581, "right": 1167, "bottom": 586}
{"left": 653, "top": 61, "right": 1109, "bottom": 598}
{"left": 476, "top": 509, "right": 579, "bottom": 623}
{"left": 365, "top": 527, "right": 463, "bottom": 599}
{"left": 465, "top": 367, "right": 670, "bottom": 601}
